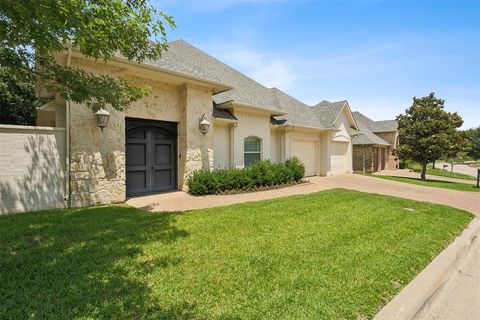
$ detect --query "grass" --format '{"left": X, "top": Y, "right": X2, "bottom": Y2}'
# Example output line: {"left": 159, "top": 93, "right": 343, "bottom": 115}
{"left": 0, "top": 189, "right": 472, "bottom": 319}
{"left": 407, "top": 163, "right": 476, "bottom": 180}
{"left": 370, "top": 175, "right": 479, "bottom": 192}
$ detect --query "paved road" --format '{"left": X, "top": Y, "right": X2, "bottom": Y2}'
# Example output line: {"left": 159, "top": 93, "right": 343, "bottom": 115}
{"left": 375, "top": 169, "right": 477, "bottom": 185}
{"left": 435, "top": 162, "right": 478, "bottom": 177}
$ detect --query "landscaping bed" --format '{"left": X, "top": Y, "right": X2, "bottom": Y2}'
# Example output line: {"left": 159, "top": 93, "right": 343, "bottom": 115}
{"left": 0, "top": 189, "right": 472, "bottom": 319}
{"left": 187, "top": 158, "right": 305, "bottom": 195}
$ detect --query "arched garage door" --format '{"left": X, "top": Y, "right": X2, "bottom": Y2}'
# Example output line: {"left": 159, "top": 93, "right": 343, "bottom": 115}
{"left": 331, "top": 142, "right": 348, "bottom": 174}
{"left": 291, "top": 140, "right": 316, "bottom": 176}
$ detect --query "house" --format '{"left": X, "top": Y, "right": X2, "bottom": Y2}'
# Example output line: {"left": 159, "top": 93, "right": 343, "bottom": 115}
{"left": 32, "top": 40, "right": 360, "bottom": 208}
{"left": 351, "top": 112, "right": 398, "bottom": 173}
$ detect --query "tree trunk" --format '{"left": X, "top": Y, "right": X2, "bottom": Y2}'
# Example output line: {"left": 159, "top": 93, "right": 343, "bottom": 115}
{"left": 432, "top": 160, "right": 436, "bottom": 169}
{"left": 421, "top": 161, "right": 427, "bottom": 180}
{"left": 450, "top": 162, "right": 454, "bottom": 172}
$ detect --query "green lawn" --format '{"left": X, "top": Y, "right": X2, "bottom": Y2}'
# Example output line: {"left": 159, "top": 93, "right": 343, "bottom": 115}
{"left": 371, "top": 174, "right": 479, "bottom": 192}
{"left": 408, "top": 163, "right": 476, "bottom": 180}
{"left": 0, "top": 189, "right": 472, "bottom": 320}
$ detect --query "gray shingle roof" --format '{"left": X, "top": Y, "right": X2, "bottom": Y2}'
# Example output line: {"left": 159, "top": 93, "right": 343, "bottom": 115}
{"left": 166, "top": 40, "right": 279, "bottom": 110}
{"left": 352, "top": 112, "right": 397, "bottom": 133}
{"left": 352, "top": 121, "right": 391, "bottom": 146}
{"left": 140, "top": 45, "right": 230, "bottom": 87}
{"left": 144, "top": 40, "right": 353, "bottom": 130}
{"left": 352, "top": 112, "right": 393, "bottom": 146}
{"left": 212, "top": 106, "right": 237, "bottom": 121}
{"left": 313, "top": 100, "right": 347, "bottom": 128}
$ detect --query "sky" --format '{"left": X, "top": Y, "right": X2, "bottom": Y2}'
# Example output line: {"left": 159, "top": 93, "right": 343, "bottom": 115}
{"left": 153, "top": 0, "right": 480, "bottom": 129}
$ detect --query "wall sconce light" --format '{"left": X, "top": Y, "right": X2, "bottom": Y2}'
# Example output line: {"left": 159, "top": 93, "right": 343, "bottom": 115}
{"left": 199, "top": 114, "right": 210, "bottom": 135}
{"left": 94, "top": 108, "right": 110, "bottom": 131}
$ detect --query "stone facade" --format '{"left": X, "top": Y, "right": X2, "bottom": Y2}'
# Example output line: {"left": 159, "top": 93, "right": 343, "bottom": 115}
{"left": 67, "top": 57, "right": 215, "bottom": 207}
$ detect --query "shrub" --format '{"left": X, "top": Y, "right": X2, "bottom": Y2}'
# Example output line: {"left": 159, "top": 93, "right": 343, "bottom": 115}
{"left": 286, "top": 157, "right": 305, "bottom": 181}
{"left": 187, "top": 170, "right": 220, "bottom": 195}
{"left": 187, "top": 158, "right": 305, "bottom": 195}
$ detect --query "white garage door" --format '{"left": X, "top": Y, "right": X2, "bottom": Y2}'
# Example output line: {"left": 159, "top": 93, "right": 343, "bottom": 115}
{"left": 292, "top": 140, "right": 316, "bottom": 176}
{"left": 331, "top": 142, "right": 348, "bottom": 174}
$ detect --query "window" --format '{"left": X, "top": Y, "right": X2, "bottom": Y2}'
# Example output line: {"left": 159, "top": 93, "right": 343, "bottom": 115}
{"left": 244, "top": 137, "right": 261, "bottom": 167}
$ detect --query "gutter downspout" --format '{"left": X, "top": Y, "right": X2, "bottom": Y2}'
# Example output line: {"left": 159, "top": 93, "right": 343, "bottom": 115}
{"left": 64, "top": 47, "right": 72, "bottom": 206}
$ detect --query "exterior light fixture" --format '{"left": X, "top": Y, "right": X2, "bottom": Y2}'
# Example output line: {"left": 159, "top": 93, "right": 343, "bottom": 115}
{"left": 94, "top": 108, "right": 110, "bottom": 131}
{"left": 199, "top": 114, "right": 210, "bottom": 135}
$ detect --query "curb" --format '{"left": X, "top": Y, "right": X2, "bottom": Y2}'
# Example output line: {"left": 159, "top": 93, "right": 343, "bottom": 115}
{"left": 374, "top": 217, "right": 480, "bottom": 320}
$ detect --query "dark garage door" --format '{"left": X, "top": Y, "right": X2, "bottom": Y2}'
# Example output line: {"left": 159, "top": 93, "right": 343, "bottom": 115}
{"left": 126, "top": 119, "right": 177, "bottom": 197}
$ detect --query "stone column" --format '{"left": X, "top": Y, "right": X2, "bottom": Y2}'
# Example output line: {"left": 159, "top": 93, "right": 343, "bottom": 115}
{"left": 69, "top": 102, "right": 126, "bottom": 207}
{"left": 178, "top": 84, "right": 214, "bottom": 190}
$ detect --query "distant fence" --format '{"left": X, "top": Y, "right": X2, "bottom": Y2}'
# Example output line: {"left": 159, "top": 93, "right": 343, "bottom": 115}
{"left": 0, "top": 125, "right": 67, "bottom": 214}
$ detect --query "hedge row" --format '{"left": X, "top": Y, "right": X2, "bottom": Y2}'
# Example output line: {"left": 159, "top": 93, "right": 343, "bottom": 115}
{"left": 187, "top": 157, "right": 305, "bottom": 195}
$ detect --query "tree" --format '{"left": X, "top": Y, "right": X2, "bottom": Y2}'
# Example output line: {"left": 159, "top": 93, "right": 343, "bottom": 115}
{"left": 0, "top": 1, "right": 175, "bottom": 112}
{"left": 0, "top": 66, "right": 37, "bottom": 125}
{"left": 466, "top": 126, "right": 480, "bottom": 160}
{"left": 444, "top": 131, "right": 471, "bottom": 172}
{"left": 396, "top": 93, "right": 463, "bottom": 180}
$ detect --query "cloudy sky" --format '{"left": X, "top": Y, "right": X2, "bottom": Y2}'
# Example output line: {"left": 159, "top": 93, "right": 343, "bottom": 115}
{"left": 153, "top": 0, "right": 479, "bottom": 129}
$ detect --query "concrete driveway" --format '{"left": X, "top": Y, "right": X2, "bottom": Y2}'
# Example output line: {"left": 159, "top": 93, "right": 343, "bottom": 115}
{"left": 128, "top": 173, "right": 480, "bottom": 217}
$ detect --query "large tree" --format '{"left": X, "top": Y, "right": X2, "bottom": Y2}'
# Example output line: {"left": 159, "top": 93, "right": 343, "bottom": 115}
{"left": 466, "top": 126, "right": 480, "bottom": 160}
{"left": 0, "top": 0, "right": 175, "bottom": 112}
{"left": 396, "top": 93, "right": 463, "bottom": 180}
{"left": 0, "top": 66, "right": 36, "bottom": 125}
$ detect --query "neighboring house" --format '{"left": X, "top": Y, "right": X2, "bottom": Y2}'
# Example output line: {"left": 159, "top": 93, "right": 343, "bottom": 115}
{"left": 352, "top": 112, "right": 399, "bottom": 173}
{"left": 27, "top": 39, "right": 360, "bottom": 209}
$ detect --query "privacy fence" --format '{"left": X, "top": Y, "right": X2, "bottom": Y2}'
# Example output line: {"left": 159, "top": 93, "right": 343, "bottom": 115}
{"left": 0, "top": 125, "right": 66, "bottom": 214}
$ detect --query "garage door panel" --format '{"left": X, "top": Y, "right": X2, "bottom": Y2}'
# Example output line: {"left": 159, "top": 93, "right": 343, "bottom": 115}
{"left": 292, "top": 140, "right": 316, "bottom": 177}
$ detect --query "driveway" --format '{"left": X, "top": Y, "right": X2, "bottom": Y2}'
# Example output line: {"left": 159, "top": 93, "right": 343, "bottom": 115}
{"left": 128, "top": 173, "right": 480, "bottom": 217}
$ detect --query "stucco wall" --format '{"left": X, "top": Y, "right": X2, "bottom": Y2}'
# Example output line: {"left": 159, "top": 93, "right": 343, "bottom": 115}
{"left": 232, "top": 111, "right": 271, "bottom": 167}
{"left": 0, "top": 125, "right": 66, "bottom": 214}
{"left": 330, "top": 109, "right": 353, "bottom": 174}
{"left": 270, "top": 129, "right": 283, "bottom": 163}
{"left": 213, "top": 122, "right": 231, "bottom": 169}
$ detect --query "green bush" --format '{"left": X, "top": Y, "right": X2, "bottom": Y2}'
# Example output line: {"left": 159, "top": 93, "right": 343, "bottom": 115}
{"left": 187, "top": 158, "right": 305, "bottom": 195}
{"left": 286, "top": 157, "right": 305, "bottom": 181}
{"left": 187, "top": 170, "right": 220, "bottom": 195}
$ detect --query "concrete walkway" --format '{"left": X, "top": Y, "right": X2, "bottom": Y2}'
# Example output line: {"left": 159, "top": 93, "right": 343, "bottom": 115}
{"left": 375, "top": 169, "right": 477, "bottom": 185}
{"left": 127, "top": 174, "right": 480, "bottom": 319}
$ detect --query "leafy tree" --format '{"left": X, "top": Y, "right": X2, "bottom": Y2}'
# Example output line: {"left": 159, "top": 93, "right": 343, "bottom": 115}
{"left": 443, "top": 131, "right": 471, "bottom": 172}
{"left": 466, "top": 126, "right": 480, "bottom": 160}
{"left": 396, "top": 93, "right": 463, "bottom": 180}
{"left": 0, "top": 66, "right": 36, "bottom": 125}
{"left": 0, "top": 0, "right": 175, "bottom": 112}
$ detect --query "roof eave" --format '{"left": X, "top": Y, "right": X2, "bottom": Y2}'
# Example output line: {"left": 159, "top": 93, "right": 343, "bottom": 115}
{"left": 216, "top": 101, "right": 287, "bottom": 116}
{"left": 69, "top": 48, "right": 234, "bottom": 94}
